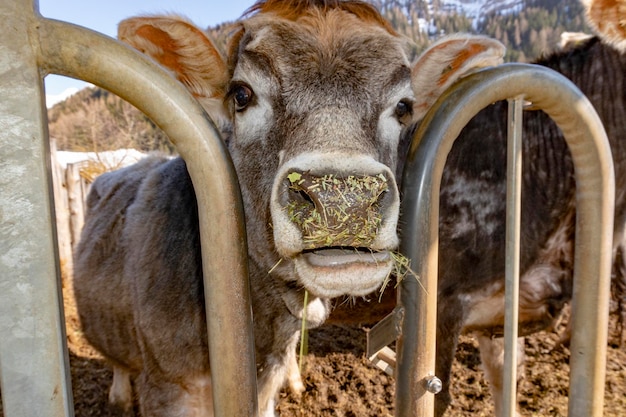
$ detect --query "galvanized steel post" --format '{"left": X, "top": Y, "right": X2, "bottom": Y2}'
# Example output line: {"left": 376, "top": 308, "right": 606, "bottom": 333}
{"left": 0, "top": 1, "right": 74, "bottom": 416}
{"left": 397, "top": 63, "right": 614, "bottom": 417}
{"left": 1, "top": 1, "right": 257, "bottom": 416}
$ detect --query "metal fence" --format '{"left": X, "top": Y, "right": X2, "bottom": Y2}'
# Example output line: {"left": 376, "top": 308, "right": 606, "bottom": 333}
{"left": 395, "top": 64, "right": 614, "bottom": 417}
{"left": 0, "top": 1, "right": 614, "bottom": 417}
{"left": 0, "top": 1, "right": 256, "bottom": 416}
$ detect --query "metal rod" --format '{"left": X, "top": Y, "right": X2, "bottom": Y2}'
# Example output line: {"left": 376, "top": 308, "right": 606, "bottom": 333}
{"left": 37, "top": 17, "right": 258, "bottom": 417}
{"left": 2, "top": 3, "right": 258, "bottom": 415}
{"left": 398, "top": 63, "right": 614, "bottom": 417}
{"left": 503, "top": 96, "right": 524, "bottom": 417}
{"left": 0, "top": 1, "right": 74, "bottom": 416}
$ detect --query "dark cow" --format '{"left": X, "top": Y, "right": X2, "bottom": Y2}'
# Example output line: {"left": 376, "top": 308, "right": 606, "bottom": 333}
{"left": 72, "top": 1, "right": 504, "bottom": 416}
{"left": 428, "top": 3, "right": 626, "bottom": 416}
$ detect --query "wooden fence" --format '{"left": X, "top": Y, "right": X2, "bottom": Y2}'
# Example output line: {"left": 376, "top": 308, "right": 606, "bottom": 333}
{"left": 49, "top": 141, "right": 145, "bottom": 278}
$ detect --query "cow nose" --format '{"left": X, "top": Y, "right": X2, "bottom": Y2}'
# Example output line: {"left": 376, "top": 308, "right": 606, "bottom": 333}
{"left": 282, "top": 171, "right": 394, "bottom": 249}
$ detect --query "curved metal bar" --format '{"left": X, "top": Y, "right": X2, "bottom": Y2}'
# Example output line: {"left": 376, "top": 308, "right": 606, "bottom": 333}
{"left": 397, "top": 63, "right": 614, "bottom": 417}
{"left": 35, "top": 15, "right": 257, "bottom": 417}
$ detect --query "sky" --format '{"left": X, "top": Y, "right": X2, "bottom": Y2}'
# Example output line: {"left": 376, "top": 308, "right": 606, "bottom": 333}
{"left": 40, "top": 0, "right": 257, "bottom": 107}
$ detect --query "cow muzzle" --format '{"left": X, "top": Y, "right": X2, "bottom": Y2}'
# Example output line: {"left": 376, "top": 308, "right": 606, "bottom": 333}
{"left": 270, "top": 154, "right": 400, "bottom": 298}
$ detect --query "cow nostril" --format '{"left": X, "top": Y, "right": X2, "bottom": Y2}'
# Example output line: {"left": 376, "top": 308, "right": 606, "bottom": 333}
{"left": 294, "top": 189, "right": 315, "bottom": 205}
{"left": 285, "top": 175, "right": 316, "bottom": 206}
{"left": 285, "top": 170, "right": 314, "bottom": 201}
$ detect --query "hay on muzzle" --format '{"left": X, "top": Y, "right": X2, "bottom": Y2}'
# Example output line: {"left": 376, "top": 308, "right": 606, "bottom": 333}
{"left": 285, "top": 172, "right": 389, "bottom": 249}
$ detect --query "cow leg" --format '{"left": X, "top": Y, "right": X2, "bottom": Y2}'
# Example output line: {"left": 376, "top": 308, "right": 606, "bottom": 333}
{"left": 108, "top": 365, "right": 134, "bottom": 416}
{"left": 435, "top": 301, "right": 464, "bottom": 417}
{"left": 286, "top": 343, "right": 305, "bottom": 396}
{"left": 257, "top": 359, "right": 283, "bottom": 417}
{"left": 136, "top": 371, "right": 213, "bottom": 417}
{"left": 256, "top": 331, "right": 303, "bottom": 417}
{"left": 477, "top": 334, "right": 525, "bottom": 417}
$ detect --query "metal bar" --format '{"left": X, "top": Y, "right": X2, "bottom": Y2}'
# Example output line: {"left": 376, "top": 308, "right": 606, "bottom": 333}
{"left": 35, "top": 17, "right": 258, "bottom": 417}
{"left": 503, "top": 96, "right": 524, "bottom": 417}
{"left": 1, "top": 2, "right": 257, "bottom": 415}
{"left": 367, "top": 308, "right": 403, "bottom": 360}
{"left": 398, "top": 63, "right": 613, "bottom": 417}
{"left": 0, "top": 1, "right": 74, "bottom": 416}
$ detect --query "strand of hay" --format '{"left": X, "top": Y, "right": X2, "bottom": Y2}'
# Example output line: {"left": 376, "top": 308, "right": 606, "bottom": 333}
{"left": 379, "top": 251, "right": 424, "bottom": 301}
{"left": 299, "top": 289, "right": 309, "bottom": 373}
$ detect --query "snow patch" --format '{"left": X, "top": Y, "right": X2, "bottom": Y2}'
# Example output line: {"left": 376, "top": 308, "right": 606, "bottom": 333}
{"left": 46, "top": 87, "right": 79, "bottom": 108}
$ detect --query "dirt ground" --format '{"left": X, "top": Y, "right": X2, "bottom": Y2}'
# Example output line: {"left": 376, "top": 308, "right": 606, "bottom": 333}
{"left": 2, "top": 285, "right": 624, "bottom": 416}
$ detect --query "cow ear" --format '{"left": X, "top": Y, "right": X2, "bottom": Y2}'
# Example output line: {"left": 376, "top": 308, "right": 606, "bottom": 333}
{"left": 583, "top": 0, "right": 626, "bottom": 52}
{"left": 118, "top": 16, "right": 230, "bottom": 122}
{"left": 411, "top": 34, "right": 505, "bottom": 120}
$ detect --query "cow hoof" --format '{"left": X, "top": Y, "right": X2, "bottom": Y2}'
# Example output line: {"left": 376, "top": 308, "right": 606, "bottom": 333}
{"left": 289, "top": 378, "right": 305, "bottom": 397}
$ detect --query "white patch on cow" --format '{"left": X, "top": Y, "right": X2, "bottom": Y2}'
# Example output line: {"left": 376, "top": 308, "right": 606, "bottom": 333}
{"left": 305, "top": 297, "right": 328, "bottom": 325}
{"left": 177, "top": 375, "right": 214, "bottom": 417}
{"left": 286, "top": 295, "right": 328, "bottom": 324}
{"left": 443, "top": 173, "right": 505, "bottom": 239}
{"left": 281, "top": 291, "right": 330, "bottom": 328}
{"left": 461, "top": 281, "right": 505, "bottom": 330}
{"left": 260, "top": 397, "right": 277, "bottom": 417}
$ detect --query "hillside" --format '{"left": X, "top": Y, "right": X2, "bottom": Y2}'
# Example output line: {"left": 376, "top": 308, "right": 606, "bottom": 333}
{"left": 376, "top": 0, "right": 591, "bottom": 61}
{"left": 47, "top": 86, "right": 174, "bottom": 153}
{"left": 48, "top": 0, "right": 592, "bottom": 152}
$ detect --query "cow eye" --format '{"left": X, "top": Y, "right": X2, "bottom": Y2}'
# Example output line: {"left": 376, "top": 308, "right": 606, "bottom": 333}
{"left": 395, "top": 99, "right": 413, "bottom": 121}
{"left": 232, "top": 84, "right": 254, "bottom": 112}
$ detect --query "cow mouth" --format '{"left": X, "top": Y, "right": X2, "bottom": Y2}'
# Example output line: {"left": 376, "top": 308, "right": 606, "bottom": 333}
{"left": 293, "top": 247, "right": 393, "bottom": 298}
{"left": 302, "top": 247, "right": 390, "bottom": 267}
{"left": 269, "top": 154, "right": 401, "bottom": 299}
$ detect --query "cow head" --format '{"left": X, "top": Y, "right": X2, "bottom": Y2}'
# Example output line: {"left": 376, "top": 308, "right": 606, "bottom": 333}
{"left": 119, "top": 0, "right": 504, "bottom": 299}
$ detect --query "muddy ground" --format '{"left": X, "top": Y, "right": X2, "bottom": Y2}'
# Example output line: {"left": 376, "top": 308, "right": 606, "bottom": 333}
{"left": 2, "top": 285, "right": 624, "bottom": 416}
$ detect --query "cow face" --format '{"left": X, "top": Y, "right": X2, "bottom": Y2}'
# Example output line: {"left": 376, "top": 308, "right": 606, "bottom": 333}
{"left": 119, "top": 2, "right": 504, "bottom": 299}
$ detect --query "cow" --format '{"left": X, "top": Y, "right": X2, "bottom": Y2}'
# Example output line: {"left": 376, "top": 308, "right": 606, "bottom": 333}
{"left": 72, "top": 1, "right": 505, "bottom": 416}
{"left": 424, "top": 1, "right": 626, "bottom": 415}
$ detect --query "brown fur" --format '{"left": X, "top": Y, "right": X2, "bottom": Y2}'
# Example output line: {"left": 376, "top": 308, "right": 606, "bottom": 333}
{"left": 243, "top": 0, "right": 397, "bottom": 35}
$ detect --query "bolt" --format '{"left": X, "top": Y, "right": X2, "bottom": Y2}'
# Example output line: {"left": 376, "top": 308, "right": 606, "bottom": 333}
{"left": 426, "top": 376, "right": 442, "bottom": 394}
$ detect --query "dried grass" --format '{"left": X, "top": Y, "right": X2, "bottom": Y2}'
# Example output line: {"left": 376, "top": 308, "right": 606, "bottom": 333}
{"left": 379, "top": 251, "right": 423, "bottom": 301}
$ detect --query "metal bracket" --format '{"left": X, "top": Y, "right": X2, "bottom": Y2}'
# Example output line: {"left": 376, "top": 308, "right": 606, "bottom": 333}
{"left": 366, "top": 306, "right": 404, "bottom": 375}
